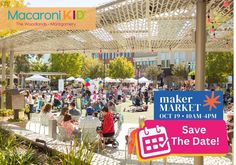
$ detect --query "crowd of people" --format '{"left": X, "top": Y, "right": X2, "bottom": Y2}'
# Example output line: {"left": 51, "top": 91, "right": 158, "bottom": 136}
{"left": 23, "top": 81, "right": 234, "bottom": 147}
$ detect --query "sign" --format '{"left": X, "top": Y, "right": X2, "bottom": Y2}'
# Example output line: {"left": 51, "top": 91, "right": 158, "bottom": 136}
{"left": 58, "top": 79, "right": 64, "bottom": 92}
{"left": 0, "top": 8, "right": 96, "bottom": 30}
{"left": 136, "top": 120, "right": 228, "bottom": 161}
{"left": 154, "top": 91, "right": 223, "bottom": 120}
{"left": 11, "top": 95, "right": 25, "bottom": 109}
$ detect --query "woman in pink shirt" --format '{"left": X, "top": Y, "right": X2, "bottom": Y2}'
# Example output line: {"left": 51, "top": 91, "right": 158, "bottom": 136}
{"left": 61, "top": 114, "right": 79, "bottom": 137}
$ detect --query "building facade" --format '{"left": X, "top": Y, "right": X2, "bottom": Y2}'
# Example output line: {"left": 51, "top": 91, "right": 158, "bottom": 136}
{"left": 91, "top": 50, "right": 196, "bottom": 77}
{"left": 91, "top": 52, "right": 134, "bottom": 64}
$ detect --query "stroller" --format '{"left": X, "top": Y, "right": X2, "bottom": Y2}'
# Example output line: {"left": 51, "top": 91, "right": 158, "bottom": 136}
{"left": 97, "top": 112, "right": 122, "bottom": 148}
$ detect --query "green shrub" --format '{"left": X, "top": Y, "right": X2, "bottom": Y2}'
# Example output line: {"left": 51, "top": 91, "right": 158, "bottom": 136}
{"left": 61, "top": 136, "right": 97, "bottom": 165}
{"left": 0, "top": 128, "right": 36, "bottom": 165}
{"left": 7, "top": 118, "right": 25, "bottom": 122}
{"left": 0, "top": 109, "right": 13, "bottom": 117}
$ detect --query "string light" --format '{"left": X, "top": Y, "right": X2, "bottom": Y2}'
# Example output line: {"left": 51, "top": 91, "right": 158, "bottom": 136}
{"left": 207, "top": 14, "right": 211, "bottom": 23}
{"left": 211, "top": 25, "right": 215, "bottom": 33}
{"left": 223, "top": 0, "right": 230, "bottom": 7}
{"left": 213, "top": 33, "right": 216, "bottom": 39}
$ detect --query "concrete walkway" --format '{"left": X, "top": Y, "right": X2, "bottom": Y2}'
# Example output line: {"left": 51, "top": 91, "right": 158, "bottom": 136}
{"left": 0, "top": 121, "right": 233, "bottom": 165}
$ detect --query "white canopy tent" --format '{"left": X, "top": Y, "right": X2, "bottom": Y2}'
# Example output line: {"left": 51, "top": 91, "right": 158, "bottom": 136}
{"left": 138, "top": 77, "right": 150, "bottom": 83}
{"left": 25, "top": 74, "right": 50, "bottom": 82}
{"left": 124, "top": 78, "right": 138, "bottom": 83}
{"left": 75, "top": 78, "right": 85, "bottom": 83}
{"left": 66, "top": 77, "right": 75, "bottom": 81}
{"left": 104, "top": 77, "right": 116, "bottom": 83}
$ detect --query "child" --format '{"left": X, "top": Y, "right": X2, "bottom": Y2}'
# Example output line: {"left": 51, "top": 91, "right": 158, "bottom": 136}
{"left": 61, "top": 114, "right": 79, "bottom": 137}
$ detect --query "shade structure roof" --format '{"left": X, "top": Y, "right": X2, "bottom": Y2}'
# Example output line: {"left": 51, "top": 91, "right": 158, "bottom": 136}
{"left": 25, "top": 74, "right": 50, "bottom": 81}
{"left": 0, "top": 0, "right": 233, "bottom": 54}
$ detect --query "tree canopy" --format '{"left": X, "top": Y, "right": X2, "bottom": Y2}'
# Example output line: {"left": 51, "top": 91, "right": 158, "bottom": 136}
{"left": 144, "top": 65, "right": 163, "bottom": 81}
{"left": 50, "top": 53, "right": 84, "bottom": 77}
{"left": 205, "top": 52, "right": 233, "bottom": 84}
{"left": 108, "top": 57, "right": 134, "bottom": 79}
{"left": 15, "top": 55, "right": 31, "bottom": 73}
{"left": 81, "top": 56, "right": 104, "bottom": 79}
{"left": 171, "top": 64, "right": 189, "bottom": 80}
{"left": 0, "top": 0, "right": 24, "bottom": 37}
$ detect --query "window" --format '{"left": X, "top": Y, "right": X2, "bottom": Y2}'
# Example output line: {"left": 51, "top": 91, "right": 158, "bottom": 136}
{"left": 161, "top": 60, "right": 170, "bottom": 68}
{"left": 160, "top": 52, "right": 170, "bottom": 68}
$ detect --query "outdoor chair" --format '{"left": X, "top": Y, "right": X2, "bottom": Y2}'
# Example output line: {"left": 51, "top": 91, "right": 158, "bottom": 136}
{"left": 39, "top": 117, "right": 50, "bottom": 135}
{"left": 26, "top": 113, "right": 41, "bottom": 133}
{"left": 57, "top": 126, "right": 74, "bottom": 142}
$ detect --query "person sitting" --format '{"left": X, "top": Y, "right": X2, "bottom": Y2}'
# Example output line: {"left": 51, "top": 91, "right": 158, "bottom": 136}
{"left": 108, "top": 101, "right": 116, "bottom": 113}
{"left": 86, "top": 105, "right": 95, "bottom": 116}
{"left": 133, "top": 95, "right": 141, "bottom": 106}
{"left": 61, "top": 114, "right": 80, "bottom": 137}
{"left": 57, "top": 107, "right": 69, "bottom": 125}
{"left": 40, "top": 103, "right": 55, "bottom": 121}
{"left": 227, "top": 112, "right": 234, "bottom": 145}
{"left": 69, "top": 102, "right": 81, "bottom": 116}
{"left": 79, "top": 112, "right": 101, "bottom": 142}
{"left": 97, "top": 106, "right": 115, "bottom": 138}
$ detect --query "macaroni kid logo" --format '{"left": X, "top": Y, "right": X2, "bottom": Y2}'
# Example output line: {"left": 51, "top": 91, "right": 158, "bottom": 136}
{"left": 8, "top": 9, "right": 85, "bottom": 21}
{"left": 0, "top": 8, "right": 96, "bottom": 30}
{"left": 154, "top": 91, "right": 223, "bottom": 120}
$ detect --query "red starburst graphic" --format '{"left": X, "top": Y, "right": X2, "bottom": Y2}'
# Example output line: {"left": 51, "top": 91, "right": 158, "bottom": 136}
{"left": 203, "top": 92, "right": 221, "bottom": 111}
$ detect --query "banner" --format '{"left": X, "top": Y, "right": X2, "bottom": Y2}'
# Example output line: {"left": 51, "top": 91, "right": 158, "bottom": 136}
{"left": 154, "top": 91, "right": 223, "bottom": 120}
{"left": 136, "top": 120, "right": 228, "bottom": 161}
{"left": 134, "top": 91, "right": 228, "bottom": 162}
{"left": 0, "top": 8, "right": 96, "bottom": 30}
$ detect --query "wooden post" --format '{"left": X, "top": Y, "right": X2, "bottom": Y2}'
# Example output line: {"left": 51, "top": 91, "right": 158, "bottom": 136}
{"left": 194, "top": 0, "right": 206, "bottom": 164}
{"left": 9, "top": 50, "right": 14, "bottom": 89}
{"left": 1, "top": 48, "right": 6, "bottom": 109}
{"left": 48, "top": 119, "right": 57, "bottom": 139}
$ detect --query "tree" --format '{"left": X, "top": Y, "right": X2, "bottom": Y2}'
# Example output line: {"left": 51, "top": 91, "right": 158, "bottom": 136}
{"left": 108, "top": 57, "right": 134, "bottom": 79}
{"left": 27, "top": 54, "right": 48, "bottom": 72}
{"left": 0, "top": 0, "right": 24, "bottom": 37}
{"left": 30, "top": 61, "right": 48, "bottom": 72}
{"left": 172, "top": 64, "right": 188, "bottom": 80}
{"left": 205, "top": 52, "right": 233, "bottom": 85}
{"left": 15, "top": 55, "right": 31, "bottom": 73}
{"left": 144, "top": 65, "right": 163, "bottom": 82}
{"left": 188, "top": 71, "right": 195, "bottom": 80}
{"left": 50, "top": 53, "right": 84, "bottom": 77}
{"left": 81, "top": 57, "right": 104, "bottom": 79}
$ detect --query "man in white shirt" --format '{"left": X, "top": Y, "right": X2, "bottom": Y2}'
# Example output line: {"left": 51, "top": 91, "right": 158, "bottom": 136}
{"left": 79, "top": 112, "right": 101, "bottom": 142}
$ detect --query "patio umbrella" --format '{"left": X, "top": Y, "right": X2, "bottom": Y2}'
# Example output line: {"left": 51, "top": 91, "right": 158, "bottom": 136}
{"left": 138, "top": 77, "right": 149, "bottom": 83}
{"left": 66, "top": 77, "right": 75, "bottom": 81}
{"left": 25, "top": 74, "right": 50, "bottom": 82}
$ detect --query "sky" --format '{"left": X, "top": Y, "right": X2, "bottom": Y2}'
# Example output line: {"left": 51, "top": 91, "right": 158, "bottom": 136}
{"left": 25, "top": 0, "right": 113, "bottom": 7}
